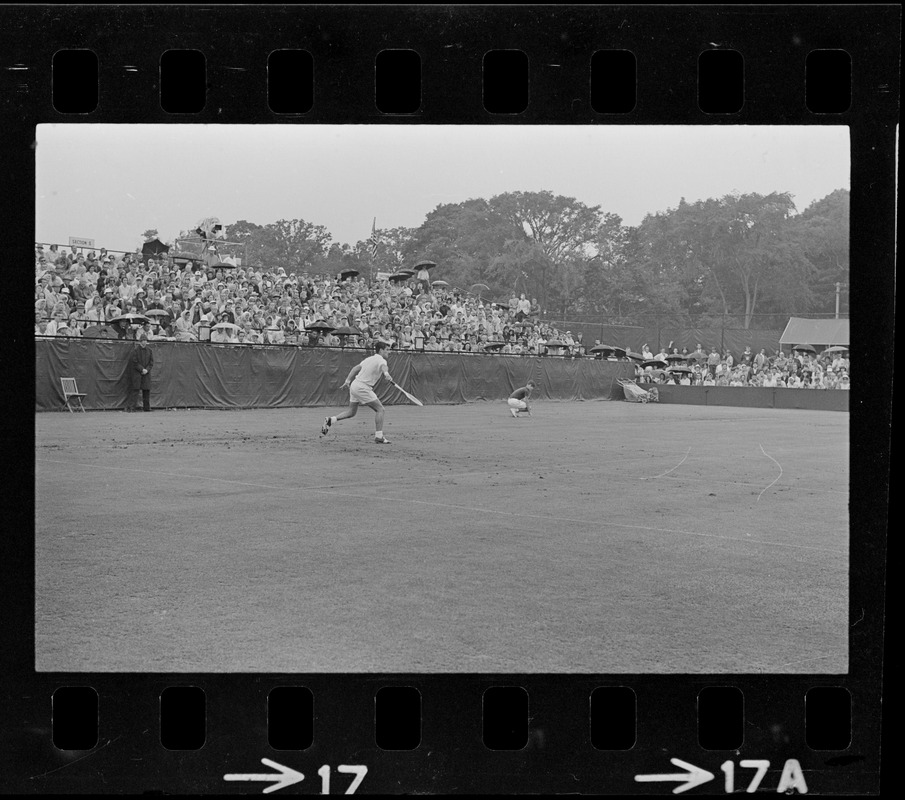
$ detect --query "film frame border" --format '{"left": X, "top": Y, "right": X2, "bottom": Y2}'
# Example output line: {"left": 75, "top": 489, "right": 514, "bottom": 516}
{"left": 3, "top": 4, "right": 897, "bottom": 795}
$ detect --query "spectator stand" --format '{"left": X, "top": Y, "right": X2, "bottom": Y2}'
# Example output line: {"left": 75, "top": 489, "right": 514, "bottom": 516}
{"left": 34, "top": 240, "right": 850, "bottom": 392}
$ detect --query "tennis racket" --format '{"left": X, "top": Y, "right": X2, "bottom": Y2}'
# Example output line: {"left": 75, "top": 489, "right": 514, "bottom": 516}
{"left": 392, "top": 382, "right": 423, "bottom": 406}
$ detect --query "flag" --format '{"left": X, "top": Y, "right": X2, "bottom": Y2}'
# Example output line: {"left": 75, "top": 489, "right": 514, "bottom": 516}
{"left": 368, "top": 218, "right": 379, "bottom": 259}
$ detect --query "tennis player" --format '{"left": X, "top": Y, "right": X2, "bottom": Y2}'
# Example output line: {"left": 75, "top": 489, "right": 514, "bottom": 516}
{"left": 508, "top": 381, "right": 535, "bottom": 418}
{"left": 321, "top": 340, "right": 394, "bottom": 443}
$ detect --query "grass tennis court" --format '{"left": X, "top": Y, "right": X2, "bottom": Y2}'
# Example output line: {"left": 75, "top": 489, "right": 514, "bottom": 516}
{"left": 35, "top": 401, "right": 848, "bottom": 673}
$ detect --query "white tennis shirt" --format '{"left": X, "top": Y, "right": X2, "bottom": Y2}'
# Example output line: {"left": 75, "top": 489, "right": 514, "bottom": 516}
{"left": 355, "top": 353, "right": 389, "bottom": 387}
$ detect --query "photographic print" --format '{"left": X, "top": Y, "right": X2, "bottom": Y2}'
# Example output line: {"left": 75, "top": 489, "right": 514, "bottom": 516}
{"left": 35, "top": 123, "right": 851, "bottom": 674}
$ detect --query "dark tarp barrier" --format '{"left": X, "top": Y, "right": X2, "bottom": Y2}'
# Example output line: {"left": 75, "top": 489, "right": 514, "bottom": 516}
{"left": 773, "top": 387, "right": 850, "bottom": 412}
{"left": 36, "top": 339, "right": 634, "bottom": 411}
{"left": 38, "top": 338, "right": 134, "bottom": 411}
{"left": 639, "top": 383, "right": 848, "bottom": 412}
{"left": 651, "top": 329, "right": 782, "bottom": 357}
{"left": 719, "top": 330, "right": 783, "bottom": 357}
{"left": 704, "top": 386, "right": 776, "bottom": 409}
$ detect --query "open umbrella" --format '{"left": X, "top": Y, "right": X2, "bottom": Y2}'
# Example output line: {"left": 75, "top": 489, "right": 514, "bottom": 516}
{"left": 589, "top": 344, "right": 615, "bottom": 354}
{"left": 642, "top": 358, "right": 668, "bottom": 369}
{"left": 212, "top": 322, "right": 240, "bottom": 331}
{"left": 544, "top": 339, "right": 567, "bottom": 349}
{"left": 141, "top": 238, "right": 170, "bottom": 258}
{"left": 626, "top": 351, "right": 645, "bottom": 361}
{"left": 792, "top": 343, "right": 817, "bottom": 353}
{"left": 305, "top": 320, "right": 335, "bottom": 332}
{"left": 339, "top": 269, "right": 360, "bottom": 280}
{"left": 612, "top": 347, "right": 628, "bottom": 358}
{"left": 431, "top": 280, "right": 450, "bottom": 287}
{"left": 109, "top": 313, "right": 152, "bottom": 326}
{"left": 665, "top": 353, "right": 686, "bottom": 362}
{"left": 483, "top": 342, "right": 505, "bottom": 351}
{"left": 81, "top": 325, "right": 115, "bottom": 339}
{"left": 822, "top": 345, "right": 849, "bottom": 354}
{"left": 414, "top": 260, "right": 437, "bottom": 270}
{"left": 388, "top": 272, "right": 412, "bottom": 283}
{"left": 470, "top": 283, "right": 491, "bottom": 295}
{"left": 144, "top": 308, "right": 172, "bottom": 319}
{"left": 330, "top": 326, "right": 360, "bottom": 348}
{"left": 667, "top": 366, "right": 694, "bottom": 374}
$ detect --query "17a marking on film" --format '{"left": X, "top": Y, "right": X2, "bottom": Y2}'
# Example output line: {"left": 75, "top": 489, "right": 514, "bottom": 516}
{"left": 224, "top": 760, "right": 367, "bottom": 794}
{"left": 634, "top": 757, "right": 809, "bottom": 794}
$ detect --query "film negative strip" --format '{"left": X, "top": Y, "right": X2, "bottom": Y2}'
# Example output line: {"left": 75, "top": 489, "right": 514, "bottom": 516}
{"left": 3, "top": 4, "right": 897, "bottom": 795}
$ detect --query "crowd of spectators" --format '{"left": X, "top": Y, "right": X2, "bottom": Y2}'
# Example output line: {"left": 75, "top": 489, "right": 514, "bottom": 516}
{"left": 34, "top": 243, "right": 850, "bottom": 389}
{"left": 634, "top": 343, "right": 851, "bottom": 390}
{"left": 34, "top": 244, "right": 581, "bottom": 355}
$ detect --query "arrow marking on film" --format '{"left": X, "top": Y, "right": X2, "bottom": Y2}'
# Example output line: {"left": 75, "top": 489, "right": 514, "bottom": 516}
{"left": 224, "top": 759, "right": 305, "bottom": 794}
{"left": 634, "top": 758, "right": 715, "bottom": 794}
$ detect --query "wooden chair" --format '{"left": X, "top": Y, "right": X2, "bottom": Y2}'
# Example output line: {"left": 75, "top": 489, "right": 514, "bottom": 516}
{"left": 60, "top": 377, "right": 87, "bottom": 412}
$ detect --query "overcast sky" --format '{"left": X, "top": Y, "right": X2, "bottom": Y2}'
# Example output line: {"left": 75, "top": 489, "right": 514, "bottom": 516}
{"left": 36, "top": 124, "right": 849, "bottom": 253}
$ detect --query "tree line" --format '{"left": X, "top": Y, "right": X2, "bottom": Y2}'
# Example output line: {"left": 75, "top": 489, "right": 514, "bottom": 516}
{"left": 151, "top": 188, "right": 848, "bottom": 330}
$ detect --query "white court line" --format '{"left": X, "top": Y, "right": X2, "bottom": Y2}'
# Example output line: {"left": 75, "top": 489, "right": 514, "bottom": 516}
{"left": 35, "top": 455, "right": 585, "bottom": 494}
{"left": 520, "top": 453, "right": 846, "bottom": 497}
{"left": 301, "top": 489, "right": 847, "bottom": 555}
{"left": 37, "top": 459, "right": 304, "bottom": 493}
{"left": 36, "top": 458, "right": 847, "bottom": 555}
{"left": 653, "top": 473, "right": 847, "bottom": 496}
{"left": 212, "top": 461, "right": 847, "bottom": 497}
{"left": 35, "top": 452, "right": 846, "bottom": 498}
{"left": 641, "top": 447, "right": 691, "bottom": 480}
{"left": 505, "top": 459, "right": 847, "bottom": 498}
{"left": 757, "top": 444, "right": 784, "bottom": 502}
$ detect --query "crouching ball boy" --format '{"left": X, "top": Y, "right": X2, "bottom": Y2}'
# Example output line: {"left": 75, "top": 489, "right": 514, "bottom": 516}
{"left": 508, "top": 381, "right": 535, "bottom": 418}
{"left": 321, "top": 340, "right": 393, "bottom": 443}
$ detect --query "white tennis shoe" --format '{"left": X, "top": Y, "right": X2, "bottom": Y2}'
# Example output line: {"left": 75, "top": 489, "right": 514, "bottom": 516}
{"left": 374, "top": 435, "right": 391, "bottom": 444}
{"left": 320, "top": 417, "right": 332, "bottom": 436}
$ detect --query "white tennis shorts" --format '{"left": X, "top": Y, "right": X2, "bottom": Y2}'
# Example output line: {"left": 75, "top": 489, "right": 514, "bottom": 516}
{"left": 350, "top": 379, "right": 379, "bottom": 404}
{"left": 508, "top": 398, "right": 527, "bottom": 410}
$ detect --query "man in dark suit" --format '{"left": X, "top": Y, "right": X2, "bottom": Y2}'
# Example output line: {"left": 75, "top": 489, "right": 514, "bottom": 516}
{"left": 131, "top": 334, "right": 154, "bottom": 412}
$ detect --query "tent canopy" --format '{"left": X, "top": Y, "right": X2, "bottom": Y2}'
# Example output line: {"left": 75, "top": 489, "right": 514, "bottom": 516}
{"left": 779, "top": 317, "right": 849, "bottom": 348}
